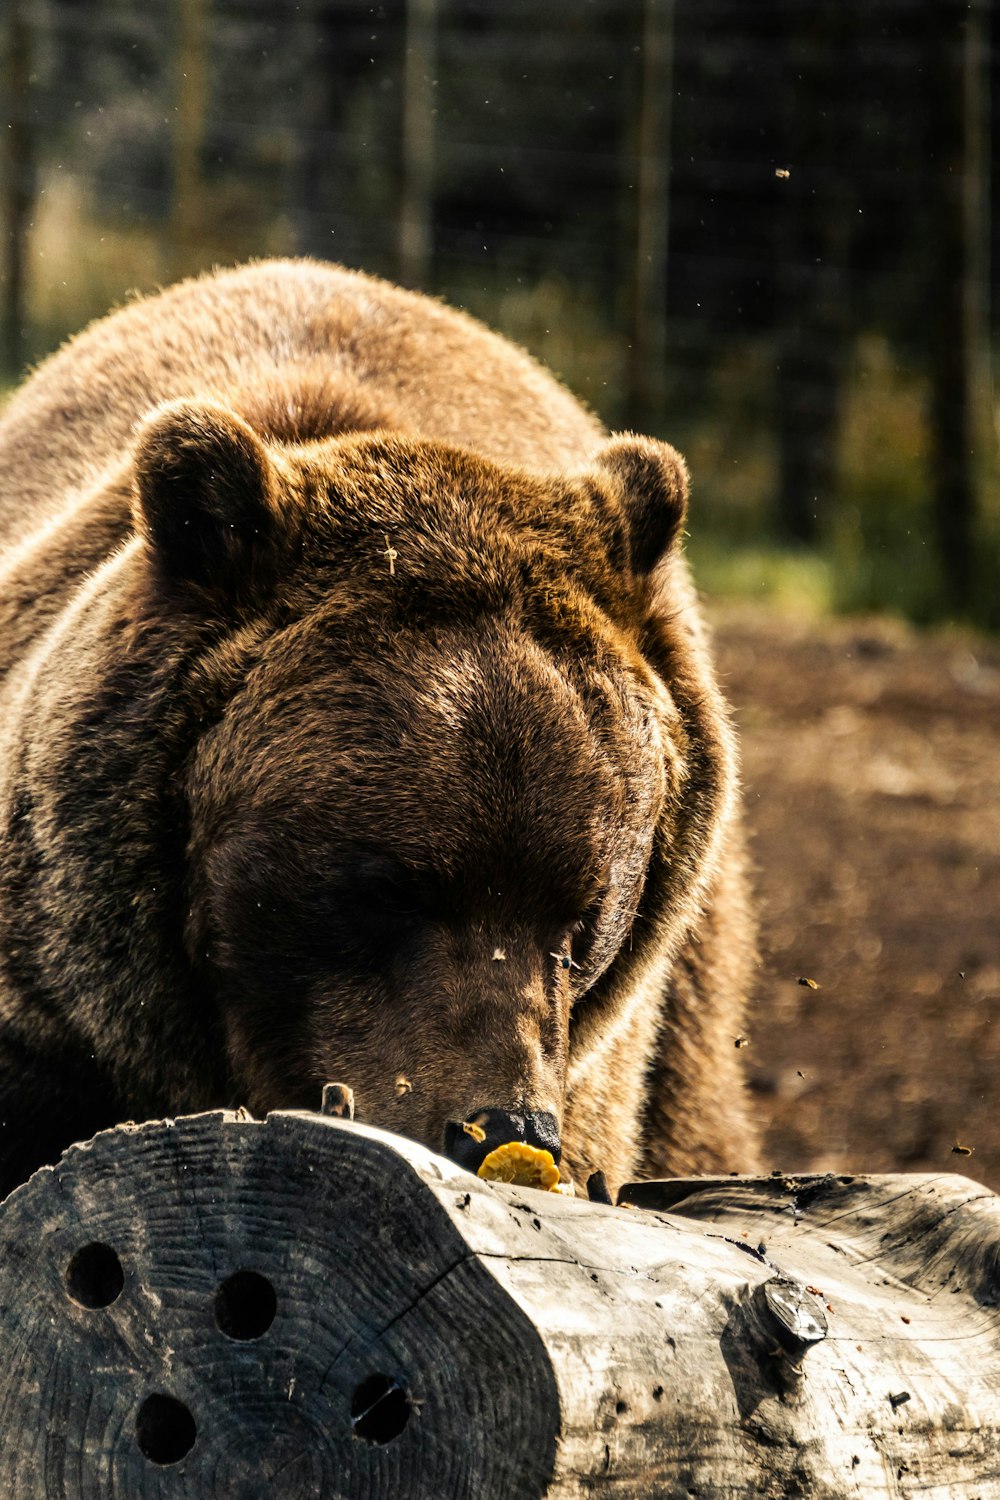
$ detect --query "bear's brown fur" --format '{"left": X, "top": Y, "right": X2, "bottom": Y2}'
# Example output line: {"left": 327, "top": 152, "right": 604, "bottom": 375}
{"left": 0, "top": 259, "right": 756, "bottom": 1197}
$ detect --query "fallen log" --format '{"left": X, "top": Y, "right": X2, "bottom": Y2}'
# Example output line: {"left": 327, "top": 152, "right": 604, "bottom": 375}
{"left": 0, "top": 1108, "right": 997, "bottom": 1498}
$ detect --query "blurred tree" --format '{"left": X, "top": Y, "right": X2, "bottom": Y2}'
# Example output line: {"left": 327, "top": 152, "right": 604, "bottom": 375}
{"left": 399, "top": 0, "right": 437, "bottom": 289}
{"left": 288, "top": 0, "right": 327, "bottom": 258}
{"left": 624, "top": 0, "right": 673, "bottom": 431}
{"left": 774, "top": 5, "right": 854, "bottom": 546}
{"left": 926, "top": 0, "right": 991, "bottom": 612}
{"left": 169, "top": 0, "right": 209, "bottom": 280}
{"left": 286, "top": 2, "right": 401, "bottom": 275}
{"left": 1, "top": 0, "right": 34, "bottom": 375}
{"left": 433, "top": 2, "right": 628, "bottom": 289}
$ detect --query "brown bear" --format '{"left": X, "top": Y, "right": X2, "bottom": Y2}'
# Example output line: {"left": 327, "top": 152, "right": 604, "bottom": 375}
{"left": 0, "top": 259, "right": 756, "bottom": 1199}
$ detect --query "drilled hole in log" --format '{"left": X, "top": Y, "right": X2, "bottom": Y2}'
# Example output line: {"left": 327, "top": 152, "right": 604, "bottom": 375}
{"left": 135, "top": 1393, "right": 197, "bottom": 1465}
{"left": 350, "top": 1373, "right": 413, "bottom": 1444}
{"left": 214, "top": 1270, "right": 277, "bottom": 1341}
{"left": 65, "top": 1242, "right": 124, "bottom": 1309}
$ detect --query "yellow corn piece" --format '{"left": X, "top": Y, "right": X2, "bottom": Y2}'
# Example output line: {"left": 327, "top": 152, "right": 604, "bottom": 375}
{"left": 477, "top": 1140, "right": 562, "bottom": 1192}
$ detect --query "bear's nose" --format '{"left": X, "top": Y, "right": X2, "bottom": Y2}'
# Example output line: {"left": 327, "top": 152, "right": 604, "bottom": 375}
{"left": 442, "top": 1107, "right": 561, "bottom": 1174}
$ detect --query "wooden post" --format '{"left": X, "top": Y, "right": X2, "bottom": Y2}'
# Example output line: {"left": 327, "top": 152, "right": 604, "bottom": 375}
{"left": 1, "top": 0, "right": 33, "bottom": 376}
{"left": 398, "top": 0, "right": 437, "bottom": 290}
{"left": 0, "top": 1110, "right": 998, "bottom": 1495}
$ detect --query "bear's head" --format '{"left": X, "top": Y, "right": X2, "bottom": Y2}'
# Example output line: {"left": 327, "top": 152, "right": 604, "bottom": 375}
{"left": 129, "top": 400, "right": 727, "bottom": 1180}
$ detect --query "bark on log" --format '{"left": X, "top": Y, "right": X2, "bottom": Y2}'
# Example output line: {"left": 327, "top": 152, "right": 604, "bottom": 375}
{"left": 0, "top": 1109, "right": 997, "bottom": 1498}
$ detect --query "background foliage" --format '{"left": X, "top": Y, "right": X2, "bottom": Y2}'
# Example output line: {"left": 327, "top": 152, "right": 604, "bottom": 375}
{"left": 2, "top": 0, "right": 997, "bottom": 625}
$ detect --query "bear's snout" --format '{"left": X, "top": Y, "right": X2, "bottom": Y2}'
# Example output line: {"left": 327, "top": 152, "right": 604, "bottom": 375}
{"left": 442, "top": 1107, "right": 561, "bottom": 1174}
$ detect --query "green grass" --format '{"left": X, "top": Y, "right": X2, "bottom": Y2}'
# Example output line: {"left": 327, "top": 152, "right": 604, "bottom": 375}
{"left": 688, "top": 519, "right": 1000, "bottom": 632}
{"left": 677, "top": 336, "right": 999, "bottom": 631}
{"left": 685, "top": 536, "right": 836, "bottom": 619}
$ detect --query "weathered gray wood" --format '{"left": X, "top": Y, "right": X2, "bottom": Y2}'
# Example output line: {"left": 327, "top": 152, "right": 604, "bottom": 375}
{"left": 0, "top": 1112, "right": 998, "bottom": 1498}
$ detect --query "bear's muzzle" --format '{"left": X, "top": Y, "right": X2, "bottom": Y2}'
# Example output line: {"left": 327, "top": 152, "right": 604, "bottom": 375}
{"left": 442, "top": 1107, "right": 561, "bottom": 1174}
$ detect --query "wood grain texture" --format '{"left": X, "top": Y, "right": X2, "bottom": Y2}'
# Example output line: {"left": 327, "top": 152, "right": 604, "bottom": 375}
{"left": 0, "top": 1112, "right": 557, "bottom": 1499}
{"left": 0, "top": 1112, "right": 998, "bottom": 1498}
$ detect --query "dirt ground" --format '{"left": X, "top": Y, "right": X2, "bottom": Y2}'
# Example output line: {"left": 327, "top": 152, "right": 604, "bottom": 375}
{"left": 710, "top": 603, "right": 1000, "bottom": 1191}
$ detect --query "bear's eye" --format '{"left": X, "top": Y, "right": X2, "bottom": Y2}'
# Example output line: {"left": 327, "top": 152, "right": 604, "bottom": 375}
{"left": 564, "top": 883, "right": 608, "bottom": 973}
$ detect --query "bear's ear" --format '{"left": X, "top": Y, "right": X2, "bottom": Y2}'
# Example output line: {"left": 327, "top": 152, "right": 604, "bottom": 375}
{"left": 132, "top": 400, "right": 293, "bottom": 602}
{"left": 589, "top": 434, "right": 689, "bottom": 576}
